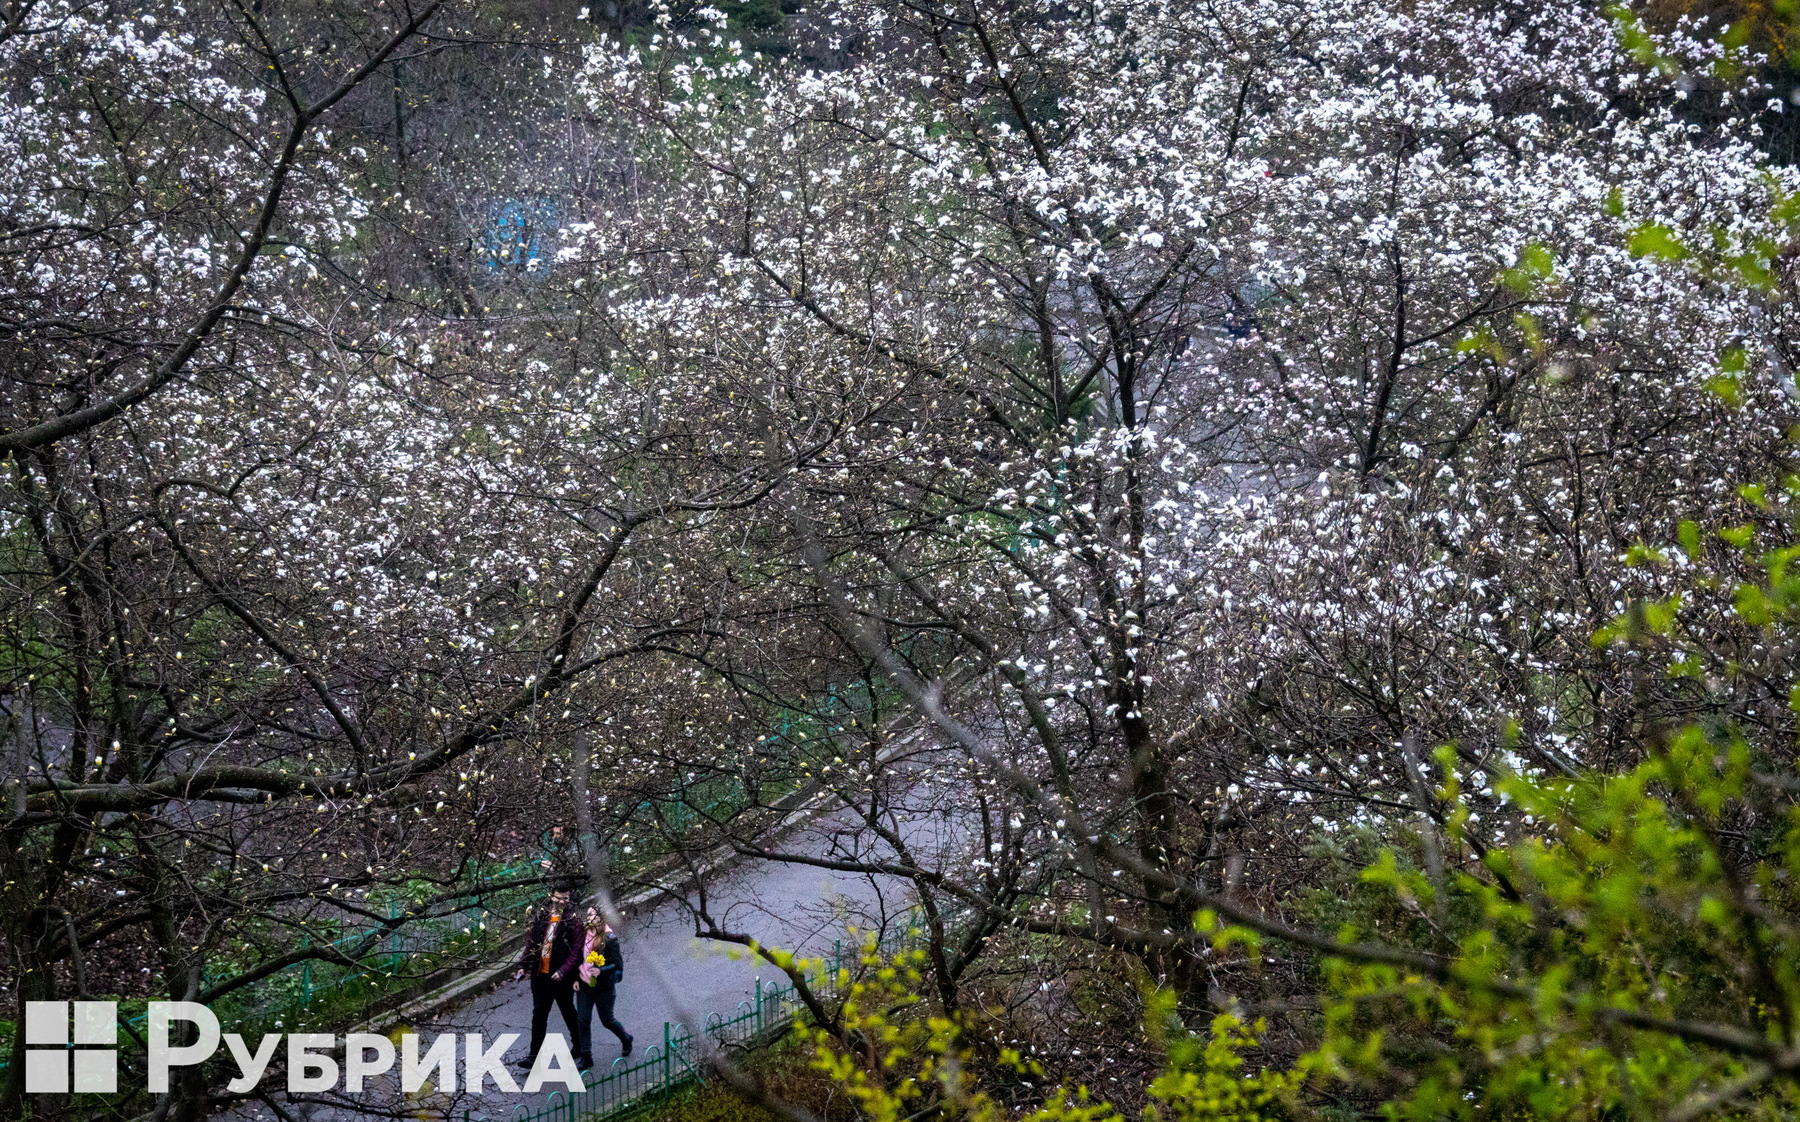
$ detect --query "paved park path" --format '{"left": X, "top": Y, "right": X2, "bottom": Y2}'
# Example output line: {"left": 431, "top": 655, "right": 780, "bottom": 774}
{"left": 248, "top": 803, "right": 952, "bottom": 1121}
{"left": 456, "top": 807, "right": 910, "bottom": 1068}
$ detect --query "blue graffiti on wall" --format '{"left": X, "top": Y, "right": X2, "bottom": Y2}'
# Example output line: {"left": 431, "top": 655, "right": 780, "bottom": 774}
{"left": 480, "top": 198, "right": 559, "bottom": 277}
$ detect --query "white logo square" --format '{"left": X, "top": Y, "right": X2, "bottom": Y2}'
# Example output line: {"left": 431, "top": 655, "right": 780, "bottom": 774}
{"left": 73, "top": 1002, "right": 116, "bottom": 1045}
{"left": 24, "top": 1050, "right": 67, "bottom": 1095}
{"left": 72, "top": 1050, "right": 117, "bottom": 1094}
{"left": 23, "top": 1002, "right": 68, "bottom": 1045}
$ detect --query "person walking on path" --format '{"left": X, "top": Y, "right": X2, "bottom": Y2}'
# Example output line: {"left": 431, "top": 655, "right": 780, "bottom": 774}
{"left": 538, "top": 823, "right": 582, "bottom": 880}
{"left": 514, "top": 882, "right": 587, "bottom": 1071}
{"left": 574, "top": 905, "right": 633, "bottom": 1068}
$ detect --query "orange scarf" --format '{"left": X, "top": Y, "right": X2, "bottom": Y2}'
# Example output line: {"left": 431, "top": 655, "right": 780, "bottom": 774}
{"left": 538, "top": 910, "right": 562, "bottom": 973}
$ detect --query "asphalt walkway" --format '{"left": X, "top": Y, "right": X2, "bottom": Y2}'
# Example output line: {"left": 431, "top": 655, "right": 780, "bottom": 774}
{"left": 250, "top": 803, "right": 944, "bottom": 1120}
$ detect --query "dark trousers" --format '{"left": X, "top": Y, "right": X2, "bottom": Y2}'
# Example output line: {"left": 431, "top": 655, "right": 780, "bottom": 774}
{"left": 528, "top": 973, "right": 580, "bottom": 1062}
{"left": 575, "top": 982, "right": 630, "bottom": 1062}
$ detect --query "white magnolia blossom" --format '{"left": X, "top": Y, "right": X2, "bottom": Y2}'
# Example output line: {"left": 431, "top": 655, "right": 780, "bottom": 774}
{"left": 565, "top": 0, "right": 1794, "bottom": 823}
{"left": 0, "top": 0, "right": 370, "bottom": 451}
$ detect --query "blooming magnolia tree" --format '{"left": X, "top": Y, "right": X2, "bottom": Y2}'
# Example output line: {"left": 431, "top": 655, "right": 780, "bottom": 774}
{"left": 0, "top": 3, "right": 697, "bottom": 1118}
{"left": 4, "top": 0, "right": 1799, "bottom": 1116}
{"left": 0, "top": 0, "right": 447, "bottom": 452}
{"left": 560, "top": 0, "right": 1800, "bottom": 1087}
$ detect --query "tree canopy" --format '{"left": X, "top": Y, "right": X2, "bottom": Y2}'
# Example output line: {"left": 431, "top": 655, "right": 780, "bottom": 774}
{"left": 4, "top": 0, "right": 1800, "bottom": 1118}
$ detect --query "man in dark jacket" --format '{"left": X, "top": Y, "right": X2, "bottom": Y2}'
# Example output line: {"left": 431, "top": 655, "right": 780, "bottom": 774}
{"left": 514, "top": 883, "right": 586, "bottom": 1070}
{"left": 573, "top": 906, "right": 633, "bottom": 1068}
{"left": 538, "top": 823, "right": 581, "bottom": 880}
